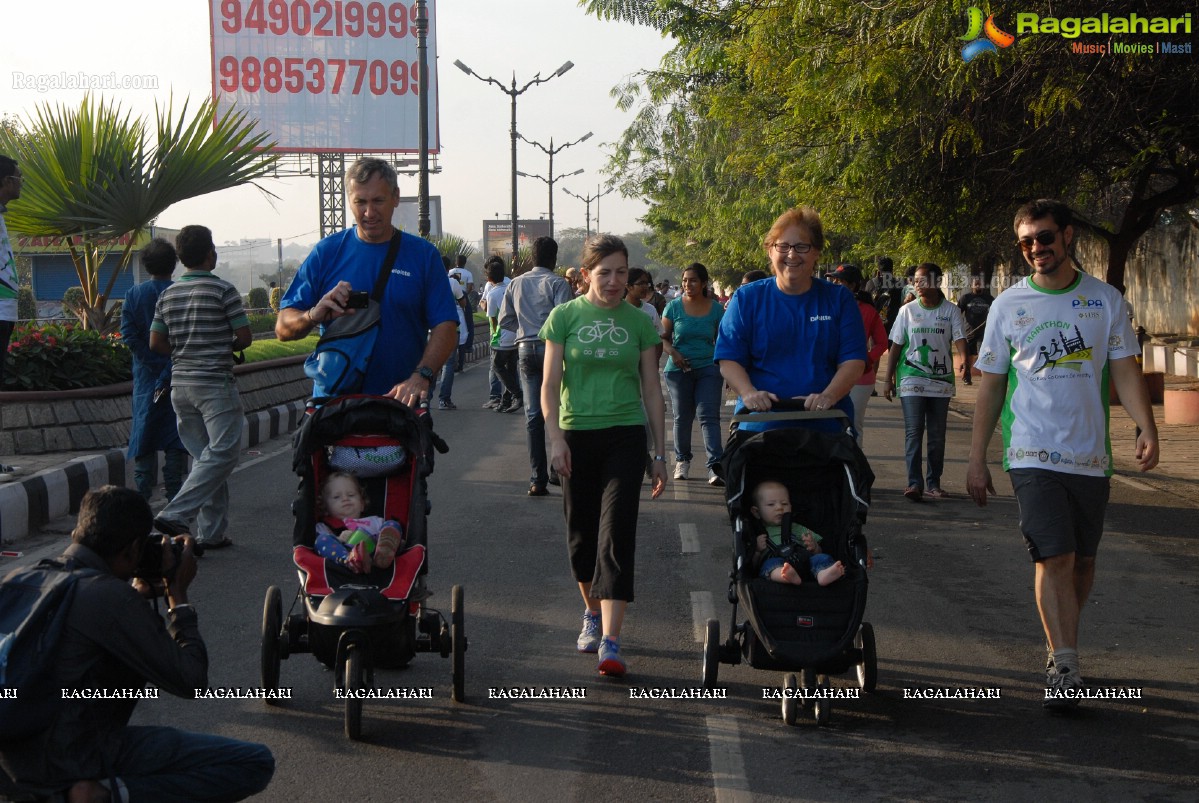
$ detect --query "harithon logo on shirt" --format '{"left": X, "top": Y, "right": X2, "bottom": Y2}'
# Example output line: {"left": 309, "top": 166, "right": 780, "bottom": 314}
{"left": 1031, "top": 323, "right": 1093, "bottom": 374}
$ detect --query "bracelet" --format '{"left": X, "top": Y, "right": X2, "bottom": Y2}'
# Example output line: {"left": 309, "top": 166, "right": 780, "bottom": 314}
{"left": 653, "top": 455, "right": 666, "bottom": 462}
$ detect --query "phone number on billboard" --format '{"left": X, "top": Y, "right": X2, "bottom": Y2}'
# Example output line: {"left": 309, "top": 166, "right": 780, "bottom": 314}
{"left": 219, "top": 0, "right": 419, "bottom": 38}
{"left": 218, "top": 56, "right": 422, "bottom": 95}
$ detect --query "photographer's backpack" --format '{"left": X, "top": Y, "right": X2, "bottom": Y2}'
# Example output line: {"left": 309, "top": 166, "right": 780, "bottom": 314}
{"left": 0, "top": 559, "right": 97, "bottom": 743}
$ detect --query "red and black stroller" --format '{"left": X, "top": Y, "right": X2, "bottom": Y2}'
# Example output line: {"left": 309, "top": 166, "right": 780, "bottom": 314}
{"left": 702, "top": 407, "right": 878, "bottom": 726}
{"left": 259, "top": 395, "right": 464, "bottom": 739}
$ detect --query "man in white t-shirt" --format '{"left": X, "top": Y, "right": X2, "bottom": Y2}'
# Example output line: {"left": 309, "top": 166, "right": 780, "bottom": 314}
{"left": 437, "top": 268, "right": 467, "bottom": 409}
{"left": 966, "top": 199, "right": 1158, "bottom": 711}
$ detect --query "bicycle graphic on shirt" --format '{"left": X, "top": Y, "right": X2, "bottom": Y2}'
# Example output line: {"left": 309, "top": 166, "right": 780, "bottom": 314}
{"left": 577, "top": 318, "right": 629, "bottom": 345}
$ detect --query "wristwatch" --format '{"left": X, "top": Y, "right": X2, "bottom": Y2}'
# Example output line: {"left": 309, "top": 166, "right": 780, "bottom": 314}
{"left": 653, "top": 455, "right": 666, "bottom": 462}
{"left": 416, "top": 366, "right": 435, "bottom": 385}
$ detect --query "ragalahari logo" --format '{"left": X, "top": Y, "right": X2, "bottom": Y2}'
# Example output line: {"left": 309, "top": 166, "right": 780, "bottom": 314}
{"left": 959, "top": 6, "right": 1016, "bottom": 61}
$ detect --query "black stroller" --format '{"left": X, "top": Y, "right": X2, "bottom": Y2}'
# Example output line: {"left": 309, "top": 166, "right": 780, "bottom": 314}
{"left": 259, "top": 395, "right": 465, "bottom": 740}
{"left": 701, "top": 407, "right": 877, "bottom": 726}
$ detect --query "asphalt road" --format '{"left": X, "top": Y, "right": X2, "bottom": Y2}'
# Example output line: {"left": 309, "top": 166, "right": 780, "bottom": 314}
{"left": 26, "top": 364, "right": 1199, "bottom": 802}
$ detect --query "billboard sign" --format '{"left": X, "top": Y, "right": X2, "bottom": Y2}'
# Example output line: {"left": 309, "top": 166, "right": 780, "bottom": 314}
{"left": 482, "top": 219, "right": 552, "bottom": 260}
{"left": 209, "top": 0, "right": 440, "bottom": 152}
{"left": 396, "top": 196, "right": 442, "bottom": 240}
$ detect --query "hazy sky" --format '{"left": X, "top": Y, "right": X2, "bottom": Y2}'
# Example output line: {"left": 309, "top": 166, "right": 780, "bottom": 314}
{"left": 2, "top": 0, "right": 672, "bottom": 249}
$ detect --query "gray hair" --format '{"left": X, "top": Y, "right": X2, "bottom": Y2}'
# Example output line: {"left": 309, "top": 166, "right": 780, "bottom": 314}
{"left": 345, "top": 157, "right": 399, "bottom": 195}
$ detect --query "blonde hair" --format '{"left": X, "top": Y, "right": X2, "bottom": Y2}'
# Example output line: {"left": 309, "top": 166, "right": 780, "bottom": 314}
{"left": 763, "top": 207, "right": 824, "bottom": 254}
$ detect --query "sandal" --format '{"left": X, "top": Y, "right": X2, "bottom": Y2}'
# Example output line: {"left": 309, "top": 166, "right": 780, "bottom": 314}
{"left": 347, "top": 542, "right": 372, "bottom": 574}
{"left": 373, "top": 527, "right": 403, "bottom": 569}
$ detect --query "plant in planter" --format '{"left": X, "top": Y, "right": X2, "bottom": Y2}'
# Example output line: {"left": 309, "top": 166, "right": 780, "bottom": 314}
{"left": 2, "top": 322, "right": 131, "bottom": 391}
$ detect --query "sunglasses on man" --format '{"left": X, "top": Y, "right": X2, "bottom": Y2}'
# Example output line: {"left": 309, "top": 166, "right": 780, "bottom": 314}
{"left": 1016, "top": 229, "right": 1058, "bottom": 253}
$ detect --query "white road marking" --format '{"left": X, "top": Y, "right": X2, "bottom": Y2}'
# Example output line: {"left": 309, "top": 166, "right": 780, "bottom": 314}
{"left": 680, "top": 522, "right": 699, "bottom": 554}
{"left": 234, "top": 441, "right": 292, "bottom": 473}
{"left": 690, "top": 590, "right": 715, "bottom": 642}
{"left": 1112, "top": 473, "right": 1155, "bottom": 492}
{"left": 706, "top": 714, "right": 752, "bottom": 803}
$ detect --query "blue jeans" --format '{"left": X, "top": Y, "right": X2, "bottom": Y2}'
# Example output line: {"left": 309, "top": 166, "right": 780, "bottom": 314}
{"left": 487, "top": 363, "right": 502, "bottom": 402}
{"left": 438, "top": 351, "right": 456, "bottom": 402}
{"left": 900, "top": 395, "right": 950, "bottom": 490}
{"left": 134, "top": 448, "right": 189, "bottom": 502}
{"left": 518, "top": 341, "right": 548, "bottom": 487}
{"left": 663, "top": 364, "right": 724, "bottom": 469}
{"left": 112, "top": 725, "right": 273, "bottom": 802}
{"left": 158, "top": 381, "right": 243, "bottom": 543}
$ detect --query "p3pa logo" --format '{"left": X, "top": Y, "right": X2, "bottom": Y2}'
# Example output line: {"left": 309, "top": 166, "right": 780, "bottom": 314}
{"left": 959, "top": 6, "right": 1016, "bottom": 62}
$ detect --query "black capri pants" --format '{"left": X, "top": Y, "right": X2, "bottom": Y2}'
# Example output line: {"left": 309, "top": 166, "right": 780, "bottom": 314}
{"left": 563, "top": 424, "right": 646, "bottom": 601}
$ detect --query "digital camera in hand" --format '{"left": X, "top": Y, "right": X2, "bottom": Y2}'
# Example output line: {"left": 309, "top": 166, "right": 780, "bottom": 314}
{"left": 134, "top": 535, "right": 201, "bottom": 581}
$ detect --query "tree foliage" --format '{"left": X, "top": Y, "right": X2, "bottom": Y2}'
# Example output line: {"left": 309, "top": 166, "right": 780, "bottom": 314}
{"left": 584, "top": 0, "right": 1199, "bottom": 289}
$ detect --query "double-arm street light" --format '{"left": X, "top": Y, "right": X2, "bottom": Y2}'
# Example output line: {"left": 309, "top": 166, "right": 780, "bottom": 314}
{"left": 453, "top": 58, "right": 574, "bottom": 266}
{"left": 563, "top": 185, "right": 615, "bottom": 238}
{"left": 517, "top": 131, "right": 592, "bottom": 238}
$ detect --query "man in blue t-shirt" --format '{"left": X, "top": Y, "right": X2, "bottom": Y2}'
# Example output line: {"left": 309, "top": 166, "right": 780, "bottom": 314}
{"left": 276, "top": 158, "right": 458, "bottom": 403}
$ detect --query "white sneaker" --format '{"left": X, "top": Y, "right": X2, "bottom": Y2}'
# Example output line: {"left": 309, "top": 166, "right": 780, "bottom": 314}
{"left": 707, "top": 468, "right": 724, "bottom": 487}
{"left": 674, "top": 460, "right": 690, "bottom": 480}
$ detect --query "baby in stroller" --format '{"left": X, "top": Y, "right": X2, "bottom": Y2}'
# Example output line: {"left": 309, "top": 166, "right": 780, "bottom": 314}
{"left": 750, "top": 480, "right": 845, "bottom": 586}
{"left": 314, "top": 471, "right": 404, "bottom": 574}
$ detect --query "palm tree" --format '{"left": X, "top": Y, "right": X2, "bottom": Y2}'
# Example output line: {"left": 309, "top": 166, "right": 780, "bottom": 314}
{"left": 427, "top": 232, "right": 477, "bottom": 264}
{"left": 0, "top": 95, "right": 277, "bottom": 331}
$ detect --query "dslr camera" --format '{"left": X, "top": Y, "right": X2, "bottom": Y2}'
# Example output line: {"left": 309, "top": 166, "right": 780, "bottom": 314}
{"left": 133, "top": 534, "right": 187, "bottom": 582}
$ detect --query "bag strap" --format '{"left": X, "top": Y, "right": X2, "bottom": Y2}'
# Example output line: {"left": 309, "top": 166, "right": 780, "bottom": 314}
{"left": 372, "top": 230, "right": 403, "bottom": 302}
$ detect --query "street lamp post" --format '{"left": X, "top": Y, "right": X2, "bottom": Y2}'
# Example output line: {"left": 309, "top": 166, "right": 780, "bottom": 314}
{"left": 563, "top": 185, "right": 615, "bottom": 238}
{"left": 516, "top": 166, "right": 585, "bottom": 239}
{"left": 453, "top": 59, "right": 574, "bottom": 267}
{"left": 517, "top": 131, "right": 592, "bottom": 238}
{"left": 415, "top": 0, "right": 430, "bottom": 238}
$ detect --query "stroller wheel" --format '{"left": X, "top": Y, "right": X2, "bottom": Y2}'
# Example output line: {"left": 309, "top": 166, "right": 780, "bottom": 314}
{"left": 855, "top": 622, "right": 878, "bottom": 693}
{"left": 702, "top": 619, "right": 720, "bottom": 690}
{"left": 260, "top": 586, "right": 282, "bottom": 705}
{"left": 451, "top": 585, "right": 466, "bottom": 703}
{"left": 814, "top": 675, "right": 832, "bottom": 727}
{"left": 344, "top": 642, "right": 366, "bottom": 740}
{"left": 800, "top": 667, "right": 817, "bottom": 710}
{"left": 782, "top": 673, "right": 799, "bottom": 726}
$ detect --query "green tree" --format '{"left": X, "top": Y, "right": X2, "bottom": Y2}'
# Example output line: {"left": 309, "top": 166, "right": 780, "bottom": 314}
{"left": 0, "top": 95, "right": 276, "bottom": 331}
{"left": 585, "top": 0, "right": 1199, "bottom": 289}
{"left": 258, "top": 259, "right": 300, "bottom": 293}
{"left": 247, "top": 286, "right": 269, "bottom": 309}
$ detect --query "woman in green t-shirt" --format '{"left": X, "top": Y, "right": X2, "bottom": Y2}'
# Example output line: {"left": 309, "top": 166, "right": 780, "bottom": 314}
{"left": 541, "top": 234, "right": 667, "bottom": 679}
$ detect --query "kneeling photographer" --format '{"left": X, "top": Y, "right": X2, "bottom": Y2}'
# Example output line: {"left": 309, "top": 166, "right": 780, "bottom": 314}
{"left": 0, "top": 486, "right": 273, "bottom": 802}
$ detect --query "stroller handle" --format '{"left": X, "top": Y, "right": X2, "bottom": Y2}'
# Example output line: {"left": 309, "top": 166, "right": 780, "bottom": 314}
{"left": 731, "top": 397, "right": 850, "bottom": 425}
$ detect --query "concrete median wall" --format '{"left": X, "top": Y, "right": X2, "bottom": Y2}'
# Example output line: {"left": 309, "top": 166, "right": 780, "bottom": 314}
{"left": 0, "top": 356, "right": 312, "bottom": 456}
